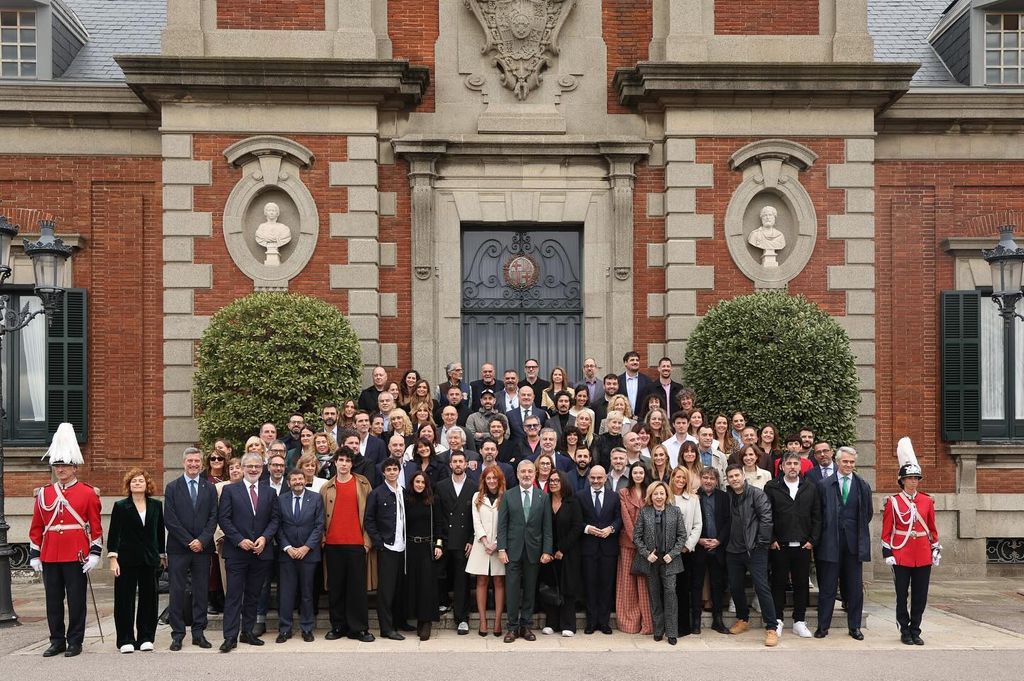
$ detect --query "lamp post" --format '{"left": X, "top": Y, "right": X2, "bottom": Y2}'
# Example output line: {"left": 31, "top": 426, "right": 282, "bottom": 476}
{"left": 0, "top": 216, "right": 74, "bottom": 627}
{"left": 981, "top": 225, "right": 1024, "bottom": 323}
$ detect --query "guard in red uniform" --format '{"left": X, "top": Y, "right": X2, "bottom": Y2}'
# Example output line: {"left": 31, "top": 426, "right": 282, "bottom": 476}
{"left": 28, "top": 423, "right": 102, "bottom": 658}
{"left": 881, "top": 437, "right": 940, "bottom": 646}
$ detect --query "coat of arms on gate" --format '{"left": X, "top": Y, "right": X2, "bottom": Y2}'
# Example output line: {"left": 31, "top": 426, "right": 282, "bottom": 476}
{"left": 465, "top": 0, "right": 577, "bottom": 100}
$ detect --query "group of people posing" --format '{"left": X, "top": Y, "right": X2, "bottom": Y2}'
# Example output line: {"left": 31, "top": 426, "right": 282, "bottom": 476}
{"left": 28, "top": 353, "right": 940, "bottom": 656}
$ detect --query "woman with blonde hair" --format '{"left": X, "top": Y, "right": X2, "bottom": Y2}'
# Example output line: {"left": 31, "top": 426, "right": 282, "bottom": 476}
{"left": 599, "top": 394, "right": 635, "bottom": 434}
{"left": 296, "top": 452, "right": 327, "bottom": 493}
{"left": 649, "top": 443, "right": 673, "bottom": 485}
{"left": 312, "top": 431, "right": 338, "bottom": 478}
{"left": 573, "top": 409, "right": 595, "bottom": 448}
{"left": 645, "top": 407, "right": 672, "bottom": 443}
{"left": 387, "top": 408, "right": 413, "bottom": 441}
{"left": 467, "top": 465, "right": 506, "bottom": 636}
{"left": 669, "top": 466, "right": 703, "bottom": 637}
{"left": 243, "top": 435, "right": 266, "bottom": 459}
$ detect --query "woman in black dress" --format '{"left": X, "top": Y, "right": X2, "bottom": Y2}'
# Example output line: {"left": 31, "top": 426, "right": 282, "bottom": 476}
{"left": 539, "top": 470, "right": 583, "bottom": 636}
{"left": 404, "top": 471, "right": 443, "bottom": 640}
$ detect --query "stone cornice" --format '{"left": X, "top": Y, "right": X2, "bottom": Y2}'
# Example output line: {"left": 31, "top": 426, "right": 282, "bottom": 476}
{"left": 613, "top": 62, "right": 919, "bottom": 113}
{"left": 877, "top": 89, "right": 1024, "bottom": 133}
{"left": 0, "top": 82, "right": 157, "bottom": 129}
{"left": 393, "top": 135, "right": 651, "bottom": 159}
{"left": 116, "top": 56, "right": 430, "bottom": 111}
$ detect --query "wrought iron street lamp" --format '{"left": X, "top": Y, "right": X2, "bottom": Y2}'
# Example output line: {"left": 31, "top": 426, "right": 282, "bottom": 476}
{"left": 0, "top": 215, "right": 74, "bottom": 627}
{"left": 982, "top": 225, "right": 1024, "bottom": 323}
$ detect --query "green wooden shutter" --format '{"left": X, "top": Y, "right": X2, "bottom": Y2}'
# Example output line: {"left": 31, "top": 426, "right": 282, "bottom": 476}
{"left": 47, "top": 289, "right": 87, "bottom": 443}
{"left": 941, "top": 290, "right": 981, "bottom": 441}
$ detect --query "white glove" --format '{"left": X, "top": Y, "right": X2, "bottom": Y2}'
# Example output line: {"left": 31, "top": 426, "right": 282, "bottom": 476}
{"left": 30, "top": 558, "right": 42, "bottom": 572}
{"left": 931, "top": 546, "right": 942, "bottom": 567}
{"left": 82, "top": 554, "right": 100, "bottom": 574}
{"left": 884, "top": 556, "right": 896, "bottom": 567}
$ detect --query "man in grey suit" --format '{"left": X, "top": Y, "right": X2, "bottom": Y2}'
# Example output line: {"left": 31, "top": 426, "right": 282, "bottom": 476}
{"left": 275, "top": 470, "right": 324, "bottom": 643}
{"left": 497, "top": 460, "right": 553, "bottom": 643}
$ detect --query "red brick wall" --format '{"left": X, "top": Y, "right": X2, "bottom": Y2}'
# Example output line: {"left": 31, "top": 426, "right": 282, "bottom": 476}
{"left": 191, "top": 135, "right": 348, "bottom": 316}
{"left": 0, "top": 156, "right": 162, "bottom": 497}
{"left": 388, "top": 0, "right": 439, "bottom": 112}
{"left": 633, "top": 162, "right": 666, "bottom": 368}
{"left": 603, "top": 0, "right": 653, "bottom": 114}
{"left": 715, "top": 0, "right": 819, "bottom": 35}
{"left": 378, "top": 159, "right": 413, "bottom": 370}
{"left": 978, "top": 469, "right": 1024, "bottom": 493}
{"left": 217, "top": 0, "right": 325, "bottom": 31}
{"left": 875, "top": 160, "right": 1024, "bottom": 494}
{"left": 695, "top": 137, "right": 847, "bottom": 315}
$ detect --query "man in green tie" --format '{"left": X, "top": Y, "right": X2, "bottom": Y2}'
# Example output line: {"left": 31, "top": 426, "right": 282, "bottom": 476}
{"left": 814, "top": 446, "right": 872, "bottom": 641}
{"left": 497, "top": 460, "right": 553, "bottom": 643}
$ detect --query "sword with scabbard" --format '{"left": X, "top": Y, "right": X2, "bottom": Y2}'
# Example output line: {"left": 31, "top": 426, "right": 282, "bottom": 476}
{"left": 78, "top": 550, "right": 104, "bottom": 643}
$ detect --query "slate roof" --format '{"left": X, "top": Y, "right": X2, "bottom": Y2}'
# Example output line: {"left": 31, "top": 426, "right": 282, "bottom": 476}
{"left": 869, "top": 0, "right": 960, "bottom": 86}
{"left": 59, "top": 0, "right": 164, "bottom": 81}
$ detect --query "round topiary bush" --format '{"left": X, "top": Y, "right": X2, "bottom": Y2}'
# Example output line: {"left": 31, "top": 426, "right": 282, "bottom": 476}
{"left": 193, "top": 292, "right": 362, "bottom": 448}
{"left": 683, "top": 290, "right": 860, "bottom": 447}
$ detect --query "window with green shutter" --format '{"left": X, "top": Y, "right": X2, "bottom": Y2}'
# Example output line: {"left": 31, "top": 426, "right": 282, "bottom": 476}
{"left": 46, "top": 289, "right": 87, "bottom": 443}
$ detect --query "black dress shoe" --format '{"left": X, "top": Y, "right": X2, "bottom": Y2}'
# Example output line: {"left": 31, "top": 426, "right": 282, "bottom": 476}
{"left": 253, "top": 622, "right": 266, "bottom": 637}
{"left": 901, "top": 632, "right": 914, "bottom": 645}
{"left": 667, "top": 637, "right": 677, "bottom": 645}
{"left": 382, "top": 631, "right": 405, "bottom": 641}
{"left": 347, "top": 631, "right": 375, "bottom": 643}
{"left": 600, "top": 626, "right": 613, "bottom": 635}
{"left": 302, "top": 631, "right": 315, "bottom": 643}
{"left": 42, "top": 643, "right": 66, "bottom": 658}
{"left": 398, "top": 622, "right": 417, "bottom": 632}
{"left": 275, "top": 633, "right": 289, "bottom": 644}
{"left": 711, "top": 618, "right": 729, "bottom": 635}
{"left": 192, "top": 635, "right": 212, "bottom": 649}
{"left": 912, "top": 635, "right": 924, "bottom": 646}
{"left": 584, "top": 627, "right": 594, "bottom": 635}
{"left": 168, "top": 639, "right": 182, "bottom": 652}
{"left": 324, "top": 629, "right": 344, "bottom": 640}
{"left": 653, "top": 634, "right": 663, "bottom": 642}
{"left": 219, "top": 639, "right": 236, "bottom": 653}
{"left": 64, "top": 645, "right": 82, "bottom": 658}
{"left": 814, "top": 628, "right": 829, "bottom": 638}
{"left": 848, "top": 628, "right": 864, "bottom": 641}
{"left": 240, "top": 632, "right": 265, "bottom": 646}
{"left": 519, "top": 627, "right": 535, "bottom": 641}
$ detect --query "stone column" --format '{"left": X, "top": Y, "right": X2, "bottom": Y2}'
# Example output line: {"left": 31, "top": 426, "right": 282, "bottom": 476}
{"left": 605, "top": 151, "right": 644, "bottom": 362}
{"left": 406, "top": 151, "right": 442, "bottom": 377}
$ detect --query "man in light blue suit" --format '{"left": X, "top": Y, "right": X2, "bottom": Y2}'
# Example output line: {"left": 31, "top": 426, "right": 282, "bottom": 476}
{"left": 275, "top": 469, "right": 324, "bottom": 643}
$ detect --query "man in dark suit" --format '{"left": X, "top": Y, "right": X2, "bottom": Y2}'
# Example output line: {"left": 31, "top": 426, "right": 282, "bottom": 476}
{"left": 590, "top": 374, "right": 619, "bottom": 426}
{"left": 528, "top": 427, "right": 574, "bottom": 473}
{"left": 217, "top": 452, "right": 281, "bottom": 652}
{"left": 815, "top": 446, "right": 873, "bottom": 641}
{"left": 163, "top": 446, "right": 219, "bottom": 651}
{"left": 692, "top": 467, "right": 731, "bottom": 634}
{"left": 577, "top": 464, "right": 622, "bottom": 634}
{"left": 275, "top": 469, "right": 324, "bottom": 643}
{"left": 354, "top": 411, "right": 387, "bottom": 467}
{"left": 506, "top": 385, "right": 548, "bottom": 444}
{"left": 358, "top": 366, "right": 389, "bottom": 412}
{"left": 616, "top": 350, "right": 653, "bottom": 415}
{"left": 805, "top": 441, "right": 837, "bottom": 484}
{"left": 479, "top": 438, "right": 516, "bottom": 489}
{"left": 497, "top": 459, "right": 553, "bottom": 643}
{"left": 469, "top": 362, "right": 499, "bottom": 412}
{"left": 436, "top": 452, "right": 477, "bottom": 634}
{"left": 639, "top": 357, "right": 684, "bottom": 419}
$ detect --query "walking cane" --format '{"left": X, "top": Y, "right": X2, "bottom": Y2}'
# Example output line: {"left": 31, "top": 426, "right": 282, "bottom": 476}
{"left": 78, "top": 550, "right": 105, "bottom": 643}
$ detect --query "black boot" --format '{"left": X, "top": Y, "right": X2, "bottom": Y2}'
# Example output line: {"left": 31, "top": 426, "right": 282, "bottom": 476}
{"left": 711, "top": 613, "right": 729, "bottom": 634}
{"left": 418, "top": 621, "right": 431, "bottom": 641}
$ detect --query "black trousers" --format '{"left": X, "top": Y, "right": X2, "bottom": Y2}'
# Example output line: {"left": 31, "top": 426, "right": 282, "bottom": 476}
{"left": 223, "top": 556, "right": 271, "bottom": 641}
{"left": 440, "top": 548, "right": 470, "bottom": 623}
{"left": 675, "top": 553, "right": 693, "bottom": 634}
{"left": 540, "top": 562, "right": 575, "bottom": 633}
{"left": 376, "top": 548, "right": 405, "bottom": 634}
{"left": 770, "top": 545, "right": 812, "bottom": 622}
{"left": 690, "top": 545, "right": 727, "bottom": 616}
{"left": 113, "top": 563, "right": 160, "bottom": 647}
{"left": 581, "top": 553, "right": 616, "bottom": 630}
{"left": 324, "top": 545, "right": 369, "bottom": 633}
{"left": 42, "top": 561, "right": 87, "bottom": 647}
{"left": 167, "top": 552, "right": 211, "bottom": 639}
{"left": 893, "top": 565, "right": 931, "bottom": 636}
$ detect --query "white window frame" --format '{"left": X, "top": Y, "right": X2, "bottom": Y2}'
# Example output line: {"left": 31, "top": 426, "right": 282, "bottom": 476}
{"left": 0, "top": 8, "right": 36, "bottom": 79}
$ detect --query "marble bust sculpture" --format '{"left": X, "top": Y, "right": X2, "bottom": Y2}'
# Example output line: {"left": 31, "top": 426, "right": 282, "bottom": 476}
{"left": 254, "top": 202, "right": 292, "bottom": 267}
{"left": 747, "top": 204, "right": 786, "bottom": 268}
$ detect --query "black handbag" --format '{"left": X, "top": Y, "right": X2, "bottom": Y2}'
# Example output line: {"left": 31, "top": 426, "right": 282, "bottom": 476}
{"left": 537, "top": 562, "right": 563, "bottom": 606}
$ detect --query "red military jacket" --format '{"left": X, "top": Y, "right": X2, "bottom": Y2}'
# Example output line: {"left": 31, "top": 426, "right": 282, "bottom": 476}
{"left": 881, "top": 491, "right": 937, "bottom": 568}
{"left": 29, "top": 480, "right": 103, "bottom": 563}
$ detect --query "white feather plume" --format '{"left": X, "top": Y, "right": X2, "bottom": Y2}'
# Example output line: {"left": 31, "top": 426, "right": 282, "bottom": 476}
{"left": 896, "top": 436, "right": 919, "bottom": 469}
{"left": 45, "top": 423, "right": 84, "bottom": 465}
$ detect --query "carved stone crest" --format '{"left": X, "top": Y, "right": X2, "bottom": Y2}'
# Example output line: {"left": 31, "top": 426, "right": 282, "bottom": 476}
{"left": 465, "top": 0, "right": 577, "bottom": 100}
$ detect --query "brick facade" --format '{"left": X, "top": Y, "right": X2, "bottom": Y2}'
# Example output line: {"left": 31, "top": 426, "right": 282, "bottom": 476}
{"left": 217, "top": 0, "right": 325, "bottom": 31}
{"left": 0, "top": 155, "right": 162, "bottom": 497}
{"left": 632, "top": 162, "right": 666, "bottom": 367}
{"left": 603, "top": 0, "right": 653, "bottom": 114}
{"left": 388, "top": 0, "right": 439, "bottom": 112}
{"left": 378, "top": 159, "right": 413, "bottom": 371}
{"left": 715, "top": 0, "right": 820, "bottom": 36}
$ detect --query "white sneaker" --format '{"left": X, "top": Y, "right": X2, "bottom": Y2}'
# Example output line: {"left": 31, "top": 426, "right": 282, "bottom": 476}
{"left": 775, "top": 621, "right": 783, "bottom": 637}
{"left": 139, "top": 641, "right": 154, "bottom": 652}
{"left": 457, "top": 621, "right": 469, "bottom": 634}
{"left": 793, "top": 621, "right": 813, "bottom": 638}
{"left": 119, "top": 644, "right": 135, "bottom": 654}
{"left": 541, "top": 626, "right": 555, "bottom": 635}
{"left": 561, "top": 630, "right": 575, "bottom": 637}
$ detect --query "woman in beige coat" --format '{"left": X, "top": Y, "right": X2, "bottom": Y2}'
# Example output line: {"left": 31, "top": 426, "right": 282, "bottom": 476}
{"left": 670, "top": 466, "right": 703, "bottom": 636}
{"left": 466, "top": 465, "right": 506, "bottom": 637}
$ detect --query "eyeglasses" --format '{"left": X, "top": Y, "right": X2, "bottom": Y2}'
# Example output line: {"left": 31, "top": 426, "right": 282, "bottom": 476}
{"left": 208, "top": 456, "right": 225, "bottom": 462}
{"left": 525, "top": 423, "right": 540, "bottom": 429}
{"left": 525, "top": 365, "right": 539, "bottom": 370}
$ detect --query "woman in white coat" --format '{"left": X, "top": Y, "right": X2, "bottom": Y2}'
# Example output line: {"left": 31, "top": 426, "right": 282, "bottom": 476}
{"left": 669, "top": 466, "right": 703, "bottom": 636}
{"left": 466, "top": 464, "right": 506, "bottom": 637}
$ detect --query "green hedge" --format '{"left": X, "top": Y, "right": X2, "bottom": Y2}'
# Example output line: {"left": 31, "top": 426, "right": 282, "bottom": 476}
{"left": 683, "top": 290, "right": 860, "bottom": 447}
{"left": 193, "top": 292, "right": 362, "bottom": 448}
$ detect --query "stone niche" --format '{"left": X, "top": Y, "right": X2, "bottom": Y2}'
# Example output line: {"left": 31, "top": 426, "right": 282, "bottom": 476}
{"left": 724, "top": 139, "right": 819, "bottom": 289}
{"left": 222, "top": 136, "right": 319, "bottom": 290}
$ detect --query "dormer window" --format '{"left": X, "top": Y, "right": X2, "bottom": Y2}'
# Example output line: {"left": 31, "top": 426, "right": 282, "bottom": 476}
{"left": 985, "top": 12, "right": 1024, "bottom": 83}
{"left": 0, "top": 9, "right": 36, "bottom": 78}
